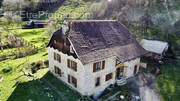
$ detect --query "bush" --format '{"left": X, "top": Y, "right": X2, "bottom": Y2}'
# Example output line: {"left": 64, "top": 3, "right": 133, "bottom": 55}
{"left": 2, "top": 66, "right": 12, "bottom": 73}
{"left": 30, "top": 60, "right": 48, "bottom": 74}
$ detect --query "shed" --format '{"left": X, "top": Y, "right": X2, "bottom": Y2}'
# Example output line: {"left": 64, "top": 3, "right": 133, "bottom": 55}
{"left": 140, "top": 39, "right": 168, "bottom": 58}
{"left": 25, "top": 20, "right": 49, "bottom": 29}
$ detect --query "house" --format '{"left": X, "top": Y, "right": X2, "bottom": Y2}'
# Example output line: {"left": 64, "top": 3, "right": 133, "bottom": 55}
{"left": 140, "top": 39, "right": 168, "bottom": 59}
{"left": 24, "top": 20, "right": 49, "bottom": 29}
{"left": 47, "top": 20, "right": 147, "bottom": 98}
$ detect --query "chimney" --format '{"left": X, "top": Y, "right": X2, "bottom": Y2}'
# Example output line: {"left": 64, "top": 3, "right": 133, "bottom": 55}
{"left": 62, "top": 20, "right": 69, "bottom": 35}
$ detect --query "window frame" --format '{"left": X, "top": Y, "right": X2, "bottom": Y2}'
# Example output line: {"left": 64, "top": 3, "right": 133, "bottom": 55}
{"left": 67, "top": 59, "right": 77, "bottom": 72}
{"left": 54, "top": 66, "right": 62, "bottom": 77}
{"left": 68, "top": 74, "right": 77, "bottom": 88}
{"left": 105, "top": 73, "right": 113, "bottom": 81}
{"left": 93, "top": 60, "right": 105, "bottom": 72}
{"left": 95, "top": 77, "right": 101, "bottom": 87}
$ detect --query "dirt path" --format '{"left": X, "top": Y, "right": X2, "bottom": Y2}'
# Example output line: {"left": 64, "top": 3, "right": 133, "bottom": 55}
{"left": 127, "top": 73, "right": 162, "bottom": 101}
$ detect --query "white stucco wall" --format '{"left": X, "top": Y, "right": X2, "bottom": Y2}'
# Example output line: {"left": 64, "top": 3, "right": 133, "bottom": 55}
{"left": 82, "top": 57, "right": 141, "bottom": 96}
{"left": 48, "top": 47, "right": 86, "bottom": 94}
{"left": 48, "top": 47, "right": 141, "bottom": 96}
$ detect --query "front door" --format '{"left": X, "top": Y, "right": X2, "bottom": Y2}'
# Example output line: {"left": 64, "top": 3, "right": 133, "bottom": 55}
{"left": 116, "top": 67, "right": 124, "bottom": 79}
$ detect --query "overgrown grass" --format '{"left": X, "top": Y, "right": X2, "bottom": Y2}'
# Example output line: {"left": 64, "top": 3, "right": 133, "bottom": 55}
{"left": 15, "top": 28, "right": 49, "bottom": 49}
{"left": 0, "top": 28, "right": 50, "bottom": 101}
{"left": 156, "top": 60, "right": 180, "bottom": 101}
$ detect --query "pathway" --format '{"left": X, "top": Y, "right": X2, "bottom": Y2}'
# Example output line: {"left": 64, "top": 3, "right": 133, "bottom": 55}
{"left": 127, "top": 73, "right": 162, "bottom": 101}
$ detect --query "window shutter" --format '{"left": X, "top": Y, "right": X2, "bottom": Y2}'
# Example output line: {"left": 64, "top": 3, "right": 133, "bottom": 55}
{"left": 93, "top": 63, "right": 96, "bottom": 72}
{"left": 67, "top": 59, "right": 70, "bottom": 68}
{"left": 54, "top": 52, "right": 56, "bottom": 60}
{"left": 68, "top": 75, "right": 70, "bottom": 83}
{"left": 58, "top": 54, "right": 61, "bottom": 63}
{"left": 74, "top": 62, "right": 77, "bottom": 72}
{"left": 102, "top": 61, "right": 105, "bottom": 69}
{"left": 74, "top": 78, "right": 77, "bottom": 88}
{"left": 58, "top": 68, "right": 61, "bottom": 77}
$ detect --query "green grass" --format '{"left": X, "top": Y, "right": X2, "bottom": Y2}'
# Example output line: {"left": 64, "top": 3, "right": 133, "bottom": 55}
{"left": 156, "top": 60, "right": 180, "bottom": 101}
{"left": 0, "top": 51, "right": 48, "bottom": 101}
{"left": 52, "top": 0, "right": 93, "bottom": 19}
{"left": 14, "top": 28, "right": 49, "bottom": 48}
{"left": 0, "top": 28, "right": 50, "bottom": 101}
{"left": 0, "top": 27, "right": 82, "bottom": 101}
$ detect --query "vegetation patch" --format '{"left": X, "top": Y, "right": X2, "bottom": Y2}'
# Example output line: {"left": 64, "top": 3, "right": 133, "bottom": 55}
{"left": 31, "top": 59, "right": 49, "bottom": 74}
{"left": 2, "top": 66, "right": 12, "bottom": 73}
{"left": 156, "top": 60, "right": 180, "bottom": 101}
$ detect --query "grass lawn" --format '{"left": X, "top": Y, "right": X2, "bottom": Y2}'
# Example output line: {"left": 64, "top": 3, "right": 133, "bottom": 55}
{"left": 0, "top": 28, "right": 49, "bottom": 101}
{"left": 156, "top": 60, "right": 180, "bottom": 101}
{"left": 14, "top": 28, "right": 49, "bottom": 49}
{"left": 0, "top": 28, "right": 82, "bottom": 101}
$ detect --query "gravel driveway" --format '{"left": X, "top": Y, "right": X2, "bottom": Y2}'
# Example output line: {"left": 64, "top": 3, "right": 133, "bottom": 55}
{"left": 127, "top": 73, "right": 162, "bottom": 101}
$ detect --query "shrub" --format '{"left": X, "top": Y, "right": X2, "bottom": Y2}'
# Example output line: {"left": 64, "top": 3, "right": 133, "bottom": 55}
{"left": 2, "top": 66, "right": 12, "bottom": 73}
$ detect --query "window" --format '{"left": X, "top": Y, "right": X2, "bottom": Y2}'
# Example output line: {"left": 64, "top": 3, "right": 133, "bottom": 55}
{"left": 95, "top": 77, "right": 100, "bottom": 87}
{"left": 57, "top": 54, "right": 61, "bottom": 63}
{"left": 54, "top": 66, "right": 62, "bottom": 77}
{"left": 106, "top": 73, "right": 113, "bottom": 81}
{"left": 54, "top": 52, "right": 61, "bottom": 63}
{"left": 68, "top": 75, "right": 77, "bottom": 88}
{"left": 67, "top": 59, "right": 77, "bottom": 72}
{"left": 93, "top": 60, "right": 105, "bottom": 72}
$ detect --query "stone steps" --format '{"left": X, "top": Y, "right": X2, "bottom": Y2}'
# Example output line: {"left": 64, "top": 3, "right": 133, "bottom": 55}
{"left": 116, "top": 77, "right": 127, "bottom": 86}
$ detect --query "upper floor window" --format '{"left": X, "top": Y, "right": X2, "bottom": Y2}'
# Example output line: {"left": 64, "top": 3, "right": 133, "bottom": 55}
{"left": 54, "top": 52, "right": 61, "bottom": 63}
{"left": 95, "top": 77, "right": 100, "bottom": 87}
{"left": 67, "top": 59, "right": 77, "bottom": 72}
{"left": 68, "top": 74, "right": 77, "bottom": 88}
{"left": 105, "top": 73, "right": 113, "bottom": 81}
{"left": 93, "top": 60, "right": 105, "bottom": 72}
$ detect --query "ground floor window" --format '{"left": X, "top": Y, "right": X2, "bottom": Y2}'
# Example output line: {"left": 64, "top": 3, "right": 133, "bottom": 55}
{"left": 95, "top": 77, "right": 100, "bottom": 87}
{"left": 68, "top": 75, "right": 77, "bottom": 88}
{"left": 106, "top": 73, "right": 113, "bottom": 81}
{"left": 54, "top": 66, "right": 61, "bottom": 77}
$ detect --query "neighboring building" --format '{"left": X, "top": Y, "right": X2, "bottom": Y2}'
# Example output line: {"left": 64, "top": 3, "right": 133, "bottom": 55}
{"left": 140, "top": 39, "right": 168, "bottom": 59}
{"left": 47, "top": 20, "right": 147, "bottom": 97}
{"left": 25, "top": 20, "right": 49, "bottom": 29}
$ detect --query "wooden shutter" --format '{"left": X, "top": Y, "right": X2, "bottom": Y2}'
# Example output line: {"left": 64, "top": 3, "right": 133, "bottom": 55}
{"left": 72, "top": 76, "right": 77, "bottom": 88}
{"left": 93, "top": 63, "right": 96, "bottom": 72}
{"left": 57, "top": 54, "right": 61, "bottom": 63}
{"left": 74, "top": 78, "right": 77, "bottom": 88}
{"left": 74, "top": 62, "right": 77, "bottom": 72}
{"left": 102, "top": 61, "right": 105, "bottom": 69}
{"left": 54, "top": 52, "right": 56, "bottom": 60}
{"left": 67, "top": 59, "right": 70, "bottom": 68}
{"left": 68, "top": 75, "right": 70, "bottom": 83}
{"left": 58, "top": 68, "right": 61, "bottom": 77}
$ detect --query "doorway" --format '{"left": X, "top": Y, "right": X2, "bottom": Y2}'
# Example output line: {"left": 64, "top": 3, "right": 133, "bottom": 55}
{"left": 134, "top": 65, "right": 138, "bottom": 75}
{"left": 116, "top": 66, "right": 124, "bottom": 79}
